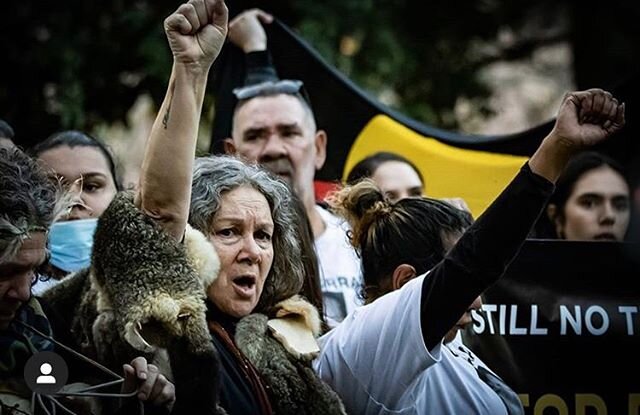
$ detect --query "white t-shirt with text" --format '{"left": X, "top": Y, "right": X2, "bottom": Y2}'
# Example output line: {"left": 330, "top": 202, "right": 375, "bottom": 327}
{"left": 314, "top": 205, "right": 363, "bottom": 325}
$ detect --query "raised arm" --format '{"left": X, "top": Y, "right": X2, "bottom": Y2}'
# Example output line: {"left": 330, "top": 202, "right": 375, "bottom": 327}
{"left": 228, "top": 9, "right": 279, "bottom": 85}
{"left": 228, "top": 9, "right": 272, "bottom": 53}
{"left": 420, "top": 89, "right": 625, "bottom": 350}
{"left": 136, "top": 0, "right": 228, "bottom": 240}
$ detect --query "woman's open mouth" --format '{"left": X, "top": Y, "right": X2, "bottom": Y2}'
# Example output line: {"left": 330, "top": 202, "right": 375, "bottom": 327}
{"left": 232, "top": 275, "right": 257, "bottom": 298}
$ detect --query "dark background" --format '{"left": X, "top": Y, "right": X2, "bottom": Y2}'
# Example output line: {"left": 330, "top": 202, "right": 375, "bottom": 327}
{"left": 2, "top": 0, "right": 639, "bottom": 148}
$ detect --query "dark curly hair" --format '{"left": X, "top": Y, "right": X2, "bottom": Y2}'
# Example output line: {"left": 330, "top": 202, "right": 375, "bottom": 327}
{"left": 0, "top": 147, "right": 59, "bottom": 263}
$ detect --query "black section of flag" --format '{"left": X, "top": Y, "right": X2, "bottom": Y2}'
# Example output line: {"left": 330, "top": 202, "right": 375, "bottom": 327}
{"left": 210, "top": 18, "right": 639, "bottom": 182}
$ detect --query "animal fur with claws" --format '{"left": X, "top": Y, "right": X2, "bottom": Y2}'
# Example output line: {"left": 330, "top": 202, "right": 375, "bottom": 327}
{"left": 44, "top": 192, "right": 223, "bottom": 414}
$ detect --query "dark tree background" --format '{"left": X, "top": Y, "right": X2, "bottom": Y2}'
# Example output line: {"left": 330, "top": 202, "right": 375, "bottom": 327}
{"left": 2, "top": 0, "right": 639, "bottom": 147}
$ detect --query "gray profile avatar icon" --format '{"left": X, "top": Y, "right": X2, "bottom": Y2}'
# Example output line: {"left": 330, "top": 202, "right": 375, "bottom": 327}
{"left": 36, "top": 363, "right": 56, "bottom": 384}
{"left": 24, "top": 351, "right": 69, "bottom": 395}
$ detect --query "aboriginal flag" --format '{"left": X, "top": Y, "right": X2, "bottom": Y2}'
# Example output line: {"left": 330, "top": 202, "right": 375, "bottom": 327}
{"left": 210, "top": 19, "right": 639, "bottom": 218}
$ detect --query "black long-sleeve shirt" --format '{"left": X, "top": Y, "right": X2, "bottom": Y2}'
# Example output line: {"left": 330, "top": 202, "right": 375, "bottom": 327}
{"left": 421, "top": 163, "right": 554, "bottom": 350}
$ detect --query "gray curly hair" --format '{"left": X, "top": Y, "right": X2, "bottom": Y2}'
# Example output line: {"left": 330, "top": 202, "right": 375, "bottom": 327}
{"left": 0, "top": 147, "right": 59, "bottom": 263}
{"left": 190, "top": 155, "right": 303, "bottom": 313}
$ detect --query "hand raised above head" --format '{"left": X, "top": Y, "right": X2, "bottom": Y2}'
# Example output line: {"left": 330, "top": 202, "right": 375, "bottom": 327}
{"left": 164, "top": 0, "right": 229, "bottom": 69}
{"left": 228, "top": 8, "right": 273, "bottom": 53}
{"left": 551, "top": 88, "right": 625, "bottom": 150}
{"left": 529, "top": 88, "right": 625, "bottom": 182}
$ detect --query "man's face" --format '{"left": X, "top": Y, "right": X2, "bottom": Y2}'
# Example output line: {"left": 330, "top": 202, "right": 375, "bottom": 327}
{"left": 0, "top": 232, "right": 47, "bottom": 330}
{"left": 229, "top": 94, "right": 326, "bottom": 198}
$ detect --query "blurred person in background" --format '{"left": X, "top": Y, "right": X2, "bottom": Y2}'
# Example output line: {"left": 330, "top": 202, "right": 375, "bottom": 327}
{"left": 346, "top": 152, "right": 425, "bottom": 203}
{"left": 536, "top": 151, "right": 631, "bottom": 241}
{"left": 346, "top": 151, "right": 471, "bottom": 212}
{"left": 30, "top": 131, "right": 121, "bottom": 293}
{"left": 225, "top": 9, "right": 362, "bottom": 326}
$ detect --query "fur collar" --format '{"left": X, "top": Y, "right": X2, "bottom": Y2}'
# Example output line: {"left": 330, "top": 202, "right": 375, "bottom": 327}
{"left": 183, "top": 224, "right": 220, "bottom": 290}
{"left": 268, "top": 295, "right": 322, "bottom": 360}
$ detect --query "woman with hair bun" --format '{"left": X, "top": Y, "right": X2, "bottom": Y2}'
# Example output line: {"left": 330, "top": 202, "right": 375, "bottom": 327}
{"left": 314, "top": 89, "right": 626, "bottom": 415}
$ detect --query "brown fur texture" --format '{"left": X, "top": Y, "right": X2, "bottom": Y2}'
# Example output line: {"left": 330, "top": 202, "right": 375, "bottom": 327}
{"left": 235, "top": 313, "right": 346, "bottom": 415}
{"left": 90, "top": 192, "right": 215, "bottom": 356}
{"left": 44, "top": 193, "right": 223, "bottom": 414}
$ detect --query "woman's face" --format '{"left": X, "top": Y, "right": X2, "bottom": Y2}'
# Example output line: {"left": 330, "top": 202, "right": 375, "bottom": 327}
{"left": 37, "top": 145, "right": 117, "bottom": 219}
{"left": 371, "top": 161, "right": 423, "bottom": 203}
{"left": 555, "top": 166, "right": 630, "bottom": 241}
{"left": 207, "top": 185, "right": 275, "bottom": 318}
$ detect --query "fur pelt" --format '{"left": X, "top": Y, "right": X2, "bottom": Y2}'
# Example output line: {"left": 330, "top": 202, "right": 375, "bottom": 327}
{"left": 235, "top": 309, "right": 346, "bottom": 415}
{"left": 90, "top": 192, "right": 218, "bottom": 357}
{"left": 273, "top": 295, "right": 322, "bottom": 338}
{"left": 44, "top": 193, "right": 223, "bottom": 414}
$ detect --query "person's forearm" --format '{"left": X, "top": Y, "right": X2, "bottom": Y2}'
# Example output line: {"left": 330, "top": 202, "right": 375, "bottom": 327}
{"left": 528, "top": 131, "right": 576, "bottom": 184}
{"left": 244, "top": 50, "right": 278, "bottom": 84}
{"left": 136, "top": 63, "right": 208, "bottom": 240}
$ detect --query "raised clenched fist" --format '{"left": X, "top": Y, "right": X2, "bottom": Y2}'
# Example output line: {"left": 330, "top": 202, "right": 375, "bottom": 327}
{"left": 164, "top": 0, "right": 228, "bottom": 69}
{"left": 551, "top": 88, "right": 625, "bottom": 150}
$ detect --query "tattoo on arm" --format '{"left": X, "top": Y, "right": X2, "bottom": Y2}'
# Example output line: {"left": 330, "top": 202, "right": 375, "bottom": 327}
{"left": 162, "top": 80, "right": 176, "bottom": 130}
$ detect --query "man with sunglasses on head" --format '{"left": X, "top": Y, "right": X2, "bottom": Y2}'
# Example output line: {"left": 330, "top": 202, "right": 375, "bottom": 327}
{"left": 224, "top": 9, "right": 362, "bottom": 327}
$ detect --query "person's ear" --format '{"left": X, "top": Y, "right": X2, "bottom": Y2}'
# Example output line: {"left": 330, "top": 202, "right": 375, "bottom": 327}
{"left": 392, "top": 264, "right": 417, "bottom": 290}
{"left": 223, "top": 138, "right": 237, "bottom": 155}
{"left": 546, "top": 204, "right": 557, "bottom": 219}
{"left": 314, "top": 130, "right": 327, "bottom": 170}
{"left": 547, "top": 204, "right": 564, "bottom": 238}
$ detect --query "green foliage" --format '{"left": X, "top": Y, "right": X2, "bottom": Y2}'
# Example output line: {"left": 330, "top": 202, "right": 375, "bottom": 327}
{"left": 1, "top": 0, "right": 177, "bottom": 146}
{"left": 2, "top": 0, "right": 638, "bottom": 146}
{"left": 289, "top": 0, "right": 501, "bottom": 128}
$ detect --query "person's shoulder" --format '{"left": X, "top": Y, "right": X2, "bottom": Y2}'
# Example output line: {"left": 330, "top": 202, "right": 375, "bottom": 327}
{"left": 315, "top": 204, "right": 351, "bottom": 231}
{"left": 315, "top": 203, "right": 337, "bottom": 222}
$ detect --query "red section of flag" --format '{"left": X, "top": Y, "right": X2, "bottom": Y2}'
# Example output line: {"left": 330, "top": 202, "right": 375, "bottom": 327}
{"left": 314, "top": 180, "right": 341, "bottom": 202}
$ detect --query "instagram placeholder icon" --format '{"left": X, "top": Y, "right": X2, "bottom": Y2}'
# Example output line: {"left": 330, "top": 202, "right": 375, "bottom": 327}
{"left": 24, "top": 351, "right": 69, "bottom": 395}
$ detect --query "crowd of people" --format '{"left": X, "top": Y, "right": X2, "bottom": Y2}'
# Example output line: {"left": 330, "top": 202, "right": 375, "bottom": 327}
{"left": 1, "top": 1, "right": 636, "bottom": 414}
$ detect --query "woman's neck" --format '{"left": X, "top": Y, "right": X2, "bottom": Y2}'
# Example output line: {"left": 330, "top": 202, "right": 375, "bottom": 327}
{"left": 206, "top": 300, "right": 240, "bottom": 333}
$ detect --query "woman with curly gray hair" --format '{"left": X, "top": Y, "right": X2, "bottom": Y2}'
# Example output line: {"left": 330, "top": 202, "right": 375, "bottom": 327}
{"left": 43, "top": 1, "right": 344, "bottom": 414}
{"left": 118, "top": 1, "right": 343, "bottom": 411}
{"left": 189, "top": 156, "right": 304, "bottom": 315}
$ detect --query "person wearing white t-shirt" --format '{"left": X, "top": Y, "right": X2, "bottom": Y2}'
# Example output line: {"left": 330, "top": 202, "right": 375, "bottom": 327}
{"left": 314, "top": 89, "right": 625, "bottom": 414}
{"left": 314, "top": 205, "right": 363, "bottom": 325}
{"left": 224, "top": 9, "right": 362, "bottom": 326}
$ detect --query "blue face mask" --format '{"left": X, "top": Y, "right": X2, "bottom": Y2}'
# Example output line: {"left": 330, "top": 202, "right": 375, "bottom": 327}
{"left": 48, "top": 218, "right": 98, "bottom": 273}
